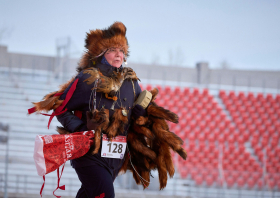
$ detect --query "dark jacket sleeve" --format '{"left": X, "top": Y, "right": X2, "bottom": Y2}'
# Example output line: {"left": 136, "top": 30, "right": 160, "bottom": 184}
{"left": 131, "top": 80, "right": 148, "bottom": 119}
{"left": 56, "top": 72, "right": 88, "bottom": 133}
{"left": 56, "top": 111, "right": 87, "bottom": 132}
{"left": 134, "top": 80, "right": 142, "bottom": 98}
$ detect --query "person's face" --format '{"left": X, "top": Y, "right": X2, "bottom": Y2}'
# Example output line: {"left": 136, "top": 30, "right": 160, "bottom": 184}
{"left": 104, "top": 47, "right": 124, "bottom": 68}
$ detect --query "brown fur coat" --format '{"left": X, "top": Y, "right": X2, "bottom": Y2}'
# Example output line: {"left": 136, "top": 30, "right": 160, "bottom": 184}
{"left": 56, "top": 87, "right": 187, "bottom": 190}
{"left": 118, "top": 88, "right": 187, "bottom": 190}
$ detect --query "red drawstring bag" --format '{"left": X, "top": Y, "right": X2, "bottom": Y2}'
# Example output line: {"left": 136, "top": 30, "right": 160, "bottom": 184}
{"left": 33, "top": 131, "right": 94, "bottom": 197}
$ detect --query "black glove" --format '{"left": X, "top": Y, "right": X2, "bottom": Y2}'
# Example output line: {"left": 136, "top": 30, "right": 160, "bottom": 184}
{"left": 132, "top": 104, "right": 146, "bottom": 120}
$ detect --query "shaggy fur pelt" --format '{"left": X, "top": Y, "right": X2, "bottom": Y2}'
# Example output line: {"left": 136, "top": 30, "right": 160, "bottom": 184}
{"left": 119, "top": 87, "right": 187, "bottom": 190}
{"left": 30, "top": 67, "right": 138, "bottom": 113}
{"left": 83, "top": 67, "right": 139, "bottom": 97}
{"left": 32, "top": 77, "right": 75, "bottom": 112}
{"left": 106, "top": 108, "right": 128, "bottom": 140}
{"left": 87, "top": 108, "right": 110, "bottom": 155}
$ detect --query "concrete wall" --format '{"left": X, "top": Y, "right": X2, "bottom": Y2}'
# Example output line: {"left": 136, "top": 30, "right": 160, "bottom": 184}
{"left": 209, "top": 69, "right": 280, "bottom": 89}
{"left": 131, "top": 63, "right": 196, "bottom": 83}
{"left": 1, "top": 45, "right": 279, "bottom": 89}
{"left": 0, "top": 45, "right": 78, "bottom": 73}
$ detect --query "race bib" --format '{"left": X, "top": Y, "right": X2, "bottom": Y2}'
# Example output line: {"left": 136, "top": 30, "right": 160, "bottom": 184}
{"left": 101, "top": 134, "right": 127, "bottom": 159}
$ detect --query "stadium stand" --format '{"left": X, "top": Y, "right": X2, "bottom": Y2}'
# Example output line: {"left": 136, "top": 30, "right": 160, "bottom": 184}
{"left": 220, "top": 90, "right": 280, "bottom": 190}
{"left": 1, "top": 67, "right": 280, "bottom": 198}
{"left": 142, "top": 83, "right": 280, "bottom": 192}
{"left": 0, "top": 69, "right": 183, "bottom": 198}
{"left": 0, "top": 68, "right": 82, "bottom": 197}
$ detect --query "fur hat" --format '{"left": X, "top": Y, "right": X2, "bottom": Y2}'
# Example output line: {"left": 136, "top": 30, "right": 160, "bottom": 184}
{"left": 78, "top": 22, "right": 129, "bottom": 72}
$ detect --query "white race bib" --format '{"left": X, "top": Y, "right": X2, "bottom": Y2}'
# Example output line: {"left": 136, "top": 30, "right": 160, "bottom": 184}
{"left": 101, "top": 134, "right": 127, "bottom": 159}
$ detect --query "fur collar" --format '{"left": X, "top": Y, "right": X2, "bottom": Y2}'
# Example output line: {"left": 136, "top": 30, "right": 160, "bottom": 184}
{"left": 32, "top": 64, "right": 139, "bottom": 113}
{"left": 83, "top": 64, "right": 139, "bottom": 97}
{"left": 95, "top": 62, "right": 124, "bottom": 77}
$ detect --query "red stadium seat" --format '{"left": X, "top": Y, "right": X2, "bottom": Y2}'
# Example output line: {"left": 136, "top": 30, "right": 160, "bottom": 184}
{"left": 237, "top": 136, "right": 245, "bottom": 146}
{"left": 218, "top": 135, "right": 225, "bottom": 144}
{"left": 267, "top": 178, "right": 276, "bottom": 189}
{"left": 173, "top": 97, "right": 180, "bottom": 104}
{"left": 188, "top": 141, "right": 196, "bottom": 150}
{"left": 217, "top": 122, "right": 226, "bottom": 131}
{"left": 252, "top": 172, "right": 261, "bottom": 181}
{"left": 257, "top": 179, "right": 264, "bottom": 189}
{"left": 237, "top": 177, "right": 245, "bottom": 188}
{"left": 180, "top": 169, "right": 188, "bottom": 178}
{"left": 236, "top": 165, "right": 245, "bottom": 172}
{"left": 226, "top": 177, "right": 235, "bottom": 187}
{"left": 206, "top": 176, "right": 214, "bottom": 186}
{"left": 146, "top": 84, "right": 152, "bottom": 91}
{"left": 195, "top": 175, "right": 203, "bottom": 185}
{"left": 276, "top": 94, "right": 280, "bottom": 103}
{"left": 188, "top": 133, "right": 196, "bottom": 142}
{"left": 193, "top": 88, "right": 200, "bottom": 96}
{"left": 178, "top": 92, "right": 185, "bottom": 99}
{"left": 198, "top": 134, "right": 205, "bottom": 143}
{"left": 239, "top": 144, "right": 246, "bottom": 153}
{"left": 202, "top": 88, "right": 209, "bottom": 96}
{"left": 219, "top": 90, "right": 226, "bottom": 98}
{"left": 190, "top": 169, "right": 198, "bottom": 179}
{"left": 189, "top": 121, "right": 196, "bottom": 131}
{"left": 208, "top": 134, "right": 215, "bottom": 144}
{"left": 223, "top": 130, "right": 230, "bottom": 140}
{"left": 266, "top": 93, "right": 273, "bottom": 101}
{"left": 251, "top": 138, "right": 259, "bottom": 148}
{"left": 164, "top": 86, "right": 171, "bottom": 94}
{"left": 228, "top": 136, "right": 235, "bottom": 144}
{"left": 183, "top": 87, "right": 190, "bottom": 96}
{"left": 238, "top": 91, "right": 245, "bottom": 100}
{"left": 211, "top": 170, "right": 219, "bottom": 179}
{"left": 247, "top": 178, "right": 255, "bottom": 189}
{"left": 167, "top": 101, "right": 175, "bottom": 109}
{"left": 209, "top": 142, "right": 216, "bottom": 152}
{"left": 228, "top": 90, "right": 235, "bottom": 98}
{"left": 248, "top": 92, "right": 255, "bottom": 100}
{"left": 174, "top": 86, "right": 181, "bottom": 95}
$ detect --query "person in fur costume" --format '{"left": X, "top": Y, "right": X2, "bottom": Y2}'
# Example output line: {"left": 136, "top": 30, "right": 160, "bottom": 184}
{"left": 30, "top": 22, "right": 187, "bottom": 198}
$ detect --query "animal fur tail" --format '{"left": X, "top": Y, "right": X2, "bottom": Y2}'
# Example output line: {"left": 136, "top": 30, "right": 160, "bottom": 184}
{"left": 32, "top": 76, "right": 75, "bottom": 113}
{"left": 106, "top": 108, "right": 128, "bottom": 139}
{"left": 147, "top": 103, "right": 179, "bottom": 123}
{"left": 88, "top": 108, "right": 110, "bottom": 155}
{"left": 119, "top": 85, "right": 187, "bottom": 190}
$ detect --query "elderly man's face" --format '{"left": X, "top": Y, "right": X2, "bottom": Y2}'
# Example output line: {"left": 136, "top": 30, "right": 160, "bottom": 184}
{"left": 104, "top": 47, "right": 124, "bottom": 68}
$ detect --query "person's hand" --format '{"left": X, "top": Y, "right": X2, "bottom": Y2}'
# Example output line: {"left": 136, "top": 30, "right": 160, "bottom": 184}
{"left": 132, "top": 104, "right": 146, "bottom": 120}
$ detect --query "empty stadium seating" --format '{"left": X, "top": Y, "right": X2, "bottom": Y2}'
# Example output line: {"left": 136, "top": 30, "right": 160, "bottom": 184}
{"left": 220, "top": 90, "right": 280, "bottom": 189}
{"left": 0, "top": 70, "right": 82, "bottom": 196}
{"left": 141, "top": 84, "right": 280, "bottom": 190}
{"left": 1, "top": 69, "right": 279, "bottom": 197}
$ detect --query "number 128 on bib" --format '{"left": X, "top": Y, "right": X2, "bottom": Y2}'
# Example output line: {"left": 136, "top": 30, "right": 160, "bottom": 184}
{"left": 101, "top": 134, "right": 127, "bottom": 159}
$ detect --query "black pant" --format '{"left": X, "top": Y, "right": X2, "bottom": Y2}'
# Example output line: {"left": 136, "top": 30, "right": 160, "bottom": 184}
{"left": 75, "top": 165, "right": 115, "bottom": 198}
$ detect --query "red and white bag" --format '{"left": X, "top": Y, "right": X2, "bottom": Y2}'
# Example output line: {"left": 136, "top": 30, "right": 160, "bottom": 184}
{"left": 33, "top": 131, "right": 94, "bottom": 197}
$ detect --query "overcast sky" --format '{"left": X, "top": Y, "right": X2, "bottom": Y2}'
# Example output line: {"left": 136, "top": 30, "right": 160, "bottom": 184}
{"left": 0, "top": 0, "right": 279, "bottom": 70}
